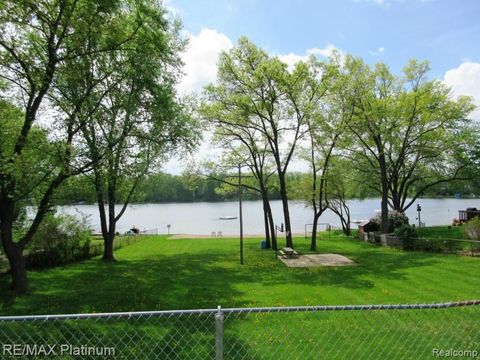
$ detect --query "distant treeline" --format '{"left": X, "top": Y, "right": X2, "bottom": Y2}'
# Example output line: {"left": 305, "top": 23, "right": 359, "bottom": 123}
{"left": 53, "top": 171, "right": 478, "bottom": 205}
{"left": 53, "top": 171, "right": 281, "bottom": 204}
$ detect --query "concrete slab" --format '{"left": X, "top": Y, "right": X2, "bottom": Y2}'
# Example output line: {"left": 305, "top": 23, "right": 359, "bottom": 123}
{"left": 279, "top": 253, "right": 355, "bottom": 267}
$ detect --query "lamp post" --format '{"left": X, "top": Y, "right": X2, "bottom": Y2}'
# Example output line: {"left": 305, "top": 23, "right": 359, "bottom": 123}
{"left": 167, "top": 224, "right": 171, "bottom": 235}
{"left": 217, "top": 163, "right": 252, "bottom": 265}
{"left": 417, "top": 204, "right": 422, "bottom": 228}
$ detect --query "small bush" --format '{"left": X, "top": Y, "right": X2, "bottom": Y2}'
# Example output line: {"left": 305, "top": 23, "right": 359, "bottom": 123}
{"left": 390, "top": 211, "right": 410, "bottom": 230}
{"left": 394, "top": 224, "right": 417, "bottom": 250}
{"left": 464, "top": 217, "right": 480, "bottom": 240}
{"left": 370, "top": 211, "right": 409, "bottom": 233}
{"left": 26, "top": 213, "right": 92, "bottom": 268}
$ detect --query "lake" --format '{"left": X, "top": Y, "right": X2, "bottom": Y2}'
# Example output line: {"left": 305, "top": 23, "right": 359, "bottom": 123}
{"left": 58, "top": 198, "right": 480, "bottom": 236}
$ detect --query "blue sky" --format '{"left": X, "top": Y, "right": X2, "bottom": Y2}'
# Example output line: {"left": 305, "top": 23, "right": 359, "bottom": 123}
{"left": 165, "top": 0, "right": 480, "bottom": 174}
{"left": 170, "top": 0, "right": 479, "bottom": 78}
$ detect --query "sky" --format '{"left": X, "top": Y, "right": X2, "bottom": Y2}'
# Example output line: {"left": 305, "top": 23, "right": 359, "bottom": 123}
{"left": 164, "top": 0, "right": 480, "bottom": 174}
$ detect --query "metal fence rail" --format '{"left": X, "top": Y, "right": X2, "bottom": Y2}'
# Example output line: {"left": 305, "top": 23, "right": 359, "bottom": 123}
{"left": 0, "top": 301, "right": 479, "bottom": 359}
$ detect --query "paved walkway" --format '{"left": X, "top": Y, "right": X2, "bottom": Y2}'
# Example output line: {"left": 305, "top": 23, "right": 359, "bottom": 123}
{"left": 279, "top": 254, "right": 355, "bottom": 267}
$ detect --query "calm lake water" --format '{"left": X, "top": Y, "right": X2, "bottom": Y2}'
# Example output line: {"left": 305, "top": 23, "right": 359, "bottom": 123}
{"left": 58, "top": 198, "right": 480, "bottom": 235}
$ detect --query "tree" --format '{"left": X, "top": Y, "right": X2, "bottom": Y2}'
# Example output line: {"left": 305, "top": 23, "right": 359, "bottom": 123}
{"left": 384, "top": 61, "right": 475, "bottom": 212}
{"left": 78, "top": 3, "right": 197, "bottom": 261}
{"left": 200, "top": 87, "right": 278, "bottom": 248}
{"left": 344, "top": 58, "right": 475, "bottom": 233}
{"left": 0, "top": 0, "right": 136, "bottom": 292}
{"left": 341, "top": 57, "right": 392, "bottom": 233}
{"left": 0, "top": 99, "right": 55, "bottom": 239}
{"left": 326, "top": 158, "right": 356, "bottom": 236}
{"left": 201, "top": 144, "right": 277, "bottom": 249}
{"left": 203, "top": 37, "right": 311, "bottom": 248}
{"left": 299, "top": 56, "right": 352, "bottom": 250}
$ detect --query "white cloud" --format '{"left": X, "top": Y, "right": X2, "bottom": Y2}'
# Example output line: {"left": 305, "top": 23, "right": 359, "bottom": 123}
{"left": 167, "top": 28, "right": 233, "bottom": 173}
{"left": 278, "top": 53, "right": 310, "bottom": 71}
{"left": 306, "top": 43, "right": 341, "bottom": 58}
{"left": 178, "top": 28, "right": 233, "bottom": 95}
{"left": 369, "top": 47, "right": 385, "bottom": 56}
{"left": 278, "top": 43, "right": 343, "bottom": 71}
{"left": 167, "top": 30, "right": 343, "bottom": 174}
{"left": 443, "top": 62, "right": 480, "bottom": 121}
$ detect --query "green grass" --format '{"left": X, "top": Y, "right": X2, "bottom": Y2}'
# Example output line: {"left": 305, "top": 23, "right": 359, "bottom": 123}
{"left": 0, "top": 233, "right": 479, "bottom": 359}
{"left": 1, "top": 233, "right": 479, "bottom": 315}
{"left": 415, "top": 225, "right": 480, "bottom": 252}
{"left": 86, "top": 233, "right": 148, "bottom": 256}
{"left": 417, "top": 225, "right": 464, "bottom": 240}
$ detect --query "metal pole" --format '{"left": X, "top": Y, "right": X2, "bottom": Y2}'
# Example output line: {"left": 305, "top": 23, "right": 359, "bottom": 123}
{"left": 239, "top": 164, "right": 244, "bottom": 265}
{"left": 215, "top": 306, "right": 224, "bottom": 360}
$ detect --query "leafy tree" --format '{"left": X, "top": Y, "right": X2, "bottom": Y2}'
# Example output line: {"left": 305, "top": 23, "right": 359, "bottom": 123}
{"left": 77, "top": 2, "right": 198, "bottom": 261}
{"left": 299, "top": 55, "right": 353, "bottom": 250}
{"left": 202, "top": 37, "right": 312, "bottom": 248}
{"left": 325, "top": 158, "right": 356, "bottom": 236}
{"left": 203, "top": 148, "right": 277, "bottom": 248}
{"left": 0, "top": 0, "right": 152, "bottom": 292}
{"left": 0, "top": 99, "right": 55, "bottom": 235}
{"left": 344, "top": 58, "right": 475, "bottom": 233}
{"left": 200, "top": 96, "right": 278, "bottom": 248}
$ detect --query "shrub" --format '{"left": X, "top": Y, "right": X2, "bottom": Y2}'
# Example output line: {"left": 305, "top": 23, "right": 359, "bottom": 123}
{"left": 390, "top": 211, "right": 409, "bottom": 229}
{"left": 394, "top": 224, "right": 417, "bottom": 250}
{"left": 26, "top": 212, "right": 92, "bottom": 268}
{"left": 370, "top": 210, "right": 409, "bottom": 233}
{"left": 464, "top": 217, "right": 480, "bottom": 240}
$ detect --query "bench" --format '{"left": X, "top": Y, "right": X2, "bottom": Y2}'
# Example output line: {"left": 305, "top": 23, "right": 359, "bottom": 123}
{"left": 279, "top": 247, "right": 298, "bottom": 259}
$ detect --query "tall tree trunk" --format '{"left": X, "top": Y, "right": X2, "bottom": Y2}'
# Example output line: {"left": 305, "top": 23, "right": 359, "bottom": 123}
{"left": 97, "top": 200, "right": 116, "bottom": 261}
{"left": 262, "top": 196, "right": 271, "bottom": 249}
{"left": 0, "top": 200, "right": 28, "bottom": 293}
{"left": 330, "top": 200, "right": 351, "bottom": 236}
{"left": 310, "top": 214, "right": 319, "bottom": 251}
{"left": 341, "top": 200, "right": 351, "bottom": 236}
{"left": 9, "top": 247, "right": 27, "bottom": 293}
{"left": 265, "top": 199, "right": 276, "bottom": 250}
{"left": 340, "top": 214, "right": 351, "bottom": 236}
{"left": 379, "top": 152, "right": 390, "bottom": 234}
{"left": 102, "top": 189, "right": 117, "bottom": 261}
{"left": 278, "top": 172, "right": 293, "bottom": 248}
{"left": 1, "top": 230, "right": 28, "bottom": 293}
{"left": 390, "top": 188, "right": 401, "bottom": 212}
{"left": 102, "top": 232, "right": 115, "bottom": 261}
{"left": 260, "top": 183, "right": 276, "bottom": 249}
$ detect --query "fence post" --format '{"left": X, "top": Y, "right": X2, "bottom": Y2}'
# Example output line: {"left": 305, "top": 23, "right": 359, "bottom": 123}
{"left": 215, "top": 305, "right": 224, "bottom": 360}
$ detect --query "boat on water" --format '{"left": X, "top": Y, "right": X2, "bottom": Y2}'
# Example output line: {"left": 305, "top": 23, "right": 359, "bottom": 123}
{"left": 351, "top": 219, "right": 369, "bottom": 224}
{"left": 219, "top": 216, "right": 237, "bottom": 220}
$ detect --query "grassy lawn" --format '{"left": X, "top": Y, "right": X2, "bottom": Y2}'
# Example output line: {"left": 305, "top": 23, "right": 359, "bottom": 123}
{"left": 0, "top": 233, "right": 479, "bottom": 359}
{"left": 1, "top": 232, "right": 479, "bottom": 315}
{"left": 417, "top": 225, "right": 464, "bottom": 239}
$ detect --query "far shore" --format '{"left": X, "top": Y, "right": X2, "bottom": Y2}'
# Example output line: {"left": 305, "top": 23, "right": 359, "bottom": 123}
{"left": 168, "top": 233, "right": 307, "bottom": 239}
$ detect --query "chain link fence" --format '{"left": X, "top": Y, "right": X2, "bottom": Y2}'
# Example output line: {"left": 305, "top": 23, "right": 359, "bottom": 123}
{"left": 0, "top": 301, "right": 479, "bottom": 359}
